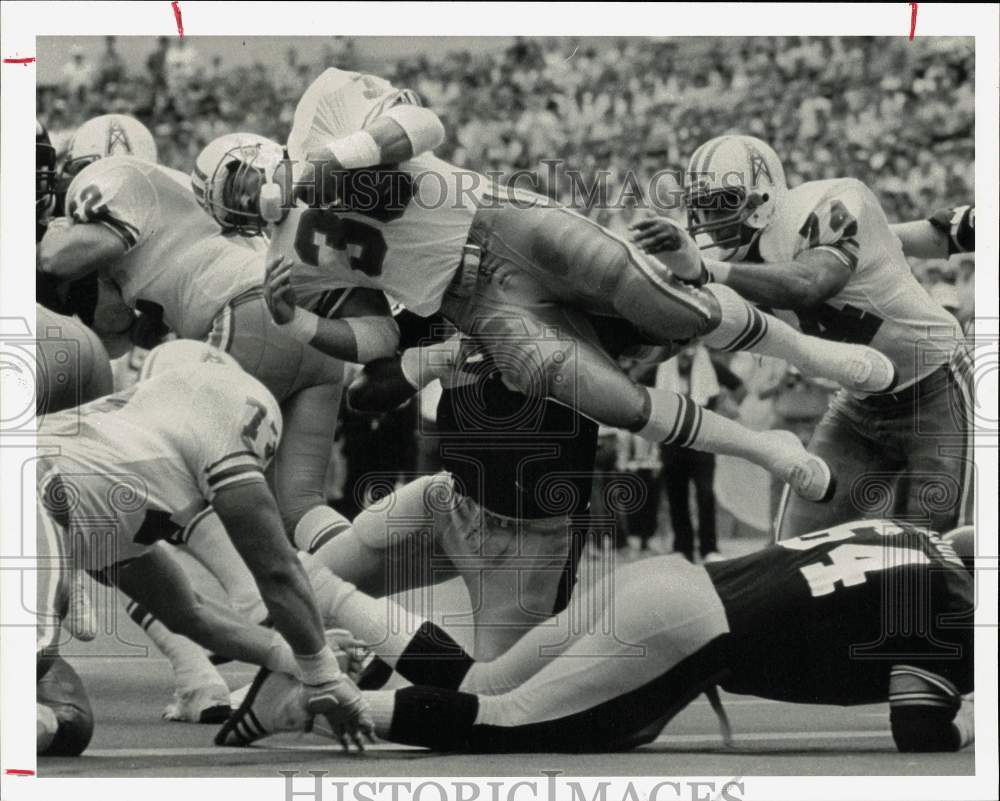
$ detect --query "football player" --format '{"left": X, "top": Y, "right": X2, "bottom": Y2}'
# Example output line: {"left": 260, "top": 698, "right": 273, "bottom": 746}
{"left": 892, "top": 205, "right": 975, "bottom": 259}
{"left": 37, "top": 121, "right": 396, "bottom": 542}
{"left": 195, "top": 69, "right": 898, "bottom": 507}
{"left": 669, "top": 135, "right": 972, "bottom": 536}
{"left": 36, "top": 356, "right": 372, "bottom": 751}
{"left": 220, "top": 520, "right": 974, "bottom": 754}
{"left": 299, "top": 315, "right": 599, "bottom": 664}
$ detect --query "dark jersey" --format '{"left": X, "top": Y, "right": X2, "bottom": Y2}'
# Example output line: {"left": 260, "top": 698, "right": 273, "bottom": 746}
{"left": 707, "top": 520, "right": 973, "bottom": 706}
{"left": 436, "top": 349, "right": 598, "bottom": 519}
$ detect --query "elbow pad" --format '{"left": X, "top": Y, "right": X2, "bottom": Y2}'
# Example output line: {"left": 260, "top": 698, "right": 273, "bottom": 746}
{"left": 381, "top": 104, "right": 445, "bottom": 156}
{"left": 346, "top": 316, "right": 400, "bottom": 363}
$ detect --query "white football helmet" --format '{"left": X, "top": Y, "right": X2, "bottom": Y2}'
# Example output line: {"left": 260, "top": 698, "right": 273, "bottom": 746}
{"left": 64, "top": 114, "right": 158, "bottom": 178}
{"left": 192, "top": 133, "right": 286, "bottom": 235}
{"left": 684, "top": 134, "right": 787, "bottom": 260}
{"left": 139, "top": 339, "right": 240, "bottom": 382}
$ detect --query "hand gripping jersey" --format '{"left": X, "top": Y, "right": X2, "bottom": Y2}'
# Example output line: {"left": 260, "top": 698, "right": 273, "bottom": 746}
{"left": 709, "top": 519, "right": 973, "bottom": 706}
{"left": 757, "top": 178, "right": 964, "bottom": 392}
{"left": 37, "top": 363, "right": 281, "bottom": 571}
{"left": 277, "top": 68, "right": 486, "bottom": 315}
{"left": 65, "top": 157, "right": 265, "bottom": 338}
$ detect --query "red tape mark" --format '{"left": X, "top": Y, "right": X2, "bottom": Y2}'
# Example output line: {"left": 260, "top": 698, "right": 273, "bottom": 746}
{"left": 5, "top": 769, "right": 35, "bottom": 776}
{"left": 2, "top": 56, "right": 36, "bottom": 65}
{"left": 909, "top": 2, "right": 918, "bottom": 40}
{"left": 171, "top": 1, "right": 184, "bottom": 37}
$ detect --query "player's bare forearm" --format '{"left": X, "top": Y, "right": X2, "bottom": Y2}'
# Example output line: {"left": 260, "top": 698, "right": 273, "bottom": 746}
{"left": 305, "top": 107, "right": 445, "bottom": 169}
{"left": 305, "top": 314, "right": 399, "bottom": 363}
{"left": 115, "top": 548, "right": 287, "bottom": 667}
{"left": 212, "top": 481, "right": 326, "bottom": 656}
{"left": 38, "top": 220, "right": 127, "bottom": 280}
{"left": 891, "top": 220, "right": 949, "bottom": 260}
{"left": 712, "top": 251, "right": 851, "bottom": 310}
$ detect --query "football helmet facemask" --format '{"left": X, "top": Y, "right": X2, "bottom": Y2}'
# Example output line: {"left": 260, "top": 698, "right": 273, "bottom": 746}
{"left": 192, "top": 133, "right": 286, "bottom": 236}
{"left": 684, "top": 134, "right": 787, "bottom": 260}
{"left": 37, "top": 119, "right": 58, "bottom": 215}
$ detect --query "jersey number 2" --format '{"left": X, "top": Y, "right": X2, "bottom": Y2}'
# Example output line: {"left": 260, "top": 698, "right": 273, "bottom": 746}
{"left": 294, "top": 209, "right": 387, "bottom": 277}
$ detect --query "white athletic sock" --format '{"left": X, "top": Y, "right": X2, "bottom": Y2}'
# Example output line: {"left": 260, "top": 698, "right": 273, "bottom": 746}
{"left": 638, "top": 388, "right": 774, "bottom": 463}
{"left": 127, "top": 601, "right": 222, "bottom": 693}
{"left": 298, "top": 552, "right": 429, "bottom": 666}
{"left": 178, "top": 510, "right": 266, "bottom": 623}
{"left": 294, "top": 505, "right": 352, "bottom": 554}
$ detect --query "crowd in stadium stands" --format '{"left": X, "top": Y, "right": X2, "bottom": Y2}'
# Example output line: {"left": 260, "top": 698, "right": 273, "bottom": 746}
{"left": 39, "top": 35, "right": 976, "bottom": 546}
{"left": 41, "top": 35, "right": 974, "bottom": 224}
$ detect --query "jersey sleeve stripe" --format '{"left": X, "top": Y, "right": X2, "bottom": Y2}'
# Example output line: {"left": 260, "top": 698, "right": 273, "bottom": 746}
{"left": 97, "top": 218, "right": 139, "bottom": 250}
{"left": 204, "top": 450, "right": 257, "bottom": 473}
{"left": 207, "top": 466, "right": 266, "bottom": 494}
{"left": 812, "top": 242, "right": 859, "bottom": 271}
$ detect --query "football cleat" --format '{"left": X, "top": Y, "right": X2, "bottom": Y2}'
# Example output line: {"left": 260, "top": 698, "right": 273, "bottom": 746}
{"left": 768, "top": 430, "right": 835, "bottom": 503}
{"left": 163, "top": 682, "right": 232, "bottom": 724}
{"left": 215, "top": 668, "right": 308, "bottom": 746}
{"left": 800, "top": 342, "right": 897, "bottom": 395}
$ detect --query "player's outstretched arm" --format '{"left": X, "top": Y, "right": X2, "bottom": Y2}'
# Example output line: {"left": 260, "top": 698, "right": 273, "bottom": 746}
{"left": 891, "top": 206, "right": 975, "bottom": 259}
{"left": 114, "top": 545, "right": 302, "bottom": 675}
{"left": 264, "top": 256, "right": 399, "bottom": 362}
{"left": 347, "top": 334, "right": 462, "bottom": 414}
{"left": 37, "top": 217, "right": 128, "bottom": 280}
{"left": 305, "top": 105, "right": 445, "bottom": 171}
{"left": 706, "top": 248, "right": 853, "bottom": 309}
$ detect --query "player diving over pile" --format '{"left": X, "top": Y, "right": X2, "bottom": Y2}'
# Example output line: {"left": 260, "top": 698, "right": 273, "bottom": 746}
{"left": 192, "top": 67, "right": 901, "bottom": 509}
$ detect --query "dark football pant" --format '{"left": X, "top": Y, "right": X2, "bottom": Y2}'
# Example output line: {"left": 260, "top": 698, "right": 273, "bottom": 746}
{"left": 777, "top": 355, "right": 974, "bottom": 539}
{"left": 439, "top": 200, "right": 719, "bottom": 432}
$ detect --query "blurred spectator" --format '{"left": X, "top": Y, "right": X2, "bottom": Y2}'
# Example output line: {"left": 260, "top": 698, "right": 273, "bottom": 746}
{"left": 655, "top": 345, "right": 742, "bottom": 562}
{"left": 96, "top": 37, "right": 126, "bottom": 87}
{"left": 61, "top": 46, "right": 94, "bottom": 104}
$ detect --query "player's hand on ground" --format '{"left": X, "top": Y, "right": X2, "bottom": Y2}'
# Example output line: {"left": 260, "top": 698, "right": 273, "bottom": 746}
{"left": 264, "top": 254, "right": 298, "bottom": 324}
{"left": 302, "top": 673, "right": 375, "bottom": 751}
{"left": 325, "top": 628, "right": 372, "bottom": 682}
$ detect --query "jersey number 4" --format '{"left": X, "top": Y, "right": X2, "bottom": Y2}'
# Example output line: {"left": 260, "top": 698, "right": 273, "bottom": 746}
{"left": 294, "top": 208, "right": 387, "bottom": 277}
{"left": 800, "top": 544, "right": 929, "bottom": 597}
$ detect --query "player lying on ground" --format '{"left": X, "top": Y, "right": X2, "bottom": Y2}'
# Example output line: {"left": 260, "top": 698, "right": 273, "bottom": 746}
{"left": 195, "top": 68, "right": 899, "bottom": 506}
{"left": 36, "top": 355, "right": 373, "bottom": 753}
{"left": 218, "top": 520, "right": 974, "bottom": 754}
{"left": 38, "top": 117, "right": 396, "bottom": 540}
{"left": 640, "top": 134, "right": 973, "bottom": 535}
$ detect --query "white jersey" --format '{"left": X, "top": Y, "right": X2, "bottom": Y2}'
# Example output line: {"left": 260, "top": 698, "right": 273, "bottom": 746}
{"left": 757, "top": 178, "right": 964, "bottom": 392}
{"left": 279, "top": 68, "right": 486, "bottom": 315}
{"left": 66, "top": 157, "right": 265, "bottom": 338}
{"left": 37, "top": 363, "right": 281, "bottom": 570}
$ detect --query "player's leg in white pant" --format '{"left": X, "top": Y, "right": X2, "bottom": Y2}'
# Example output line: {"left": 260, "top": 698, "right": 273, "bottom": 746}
{"left": 308, "top": 474, "right": 458, "bottom": 598}
{"left": 36, "top": 500, "right": 66, "bottom": 659}
{"left": 272, "top": 381, "right": 344, "bottom": 533}
{"left": 125, "top": 598, "right": 231, "bottom": 723}
{"left": 174, "top": 509, "right": 266, "bottom": 624}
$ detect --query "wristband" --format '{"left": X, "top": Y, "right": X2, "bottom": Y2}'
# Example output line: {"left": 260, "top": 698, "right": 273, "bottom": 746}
{"left": 284, "top": 308, "right": 320, "bottom": 344}
{"left": 295, "top": 646, "right": 343, "bottom": 686}
{"left": 328, "top": 131, "right": 381, "bottom": 170}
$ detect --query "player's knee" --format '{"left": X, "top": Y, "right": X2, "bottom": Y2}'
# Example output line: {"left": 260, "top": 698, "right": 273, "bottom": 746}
{"left": 495, "top": 341, "right": 575, "bottom": 403}
{"left": 42, "top": 701, "right": 94, "bottom": 757}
